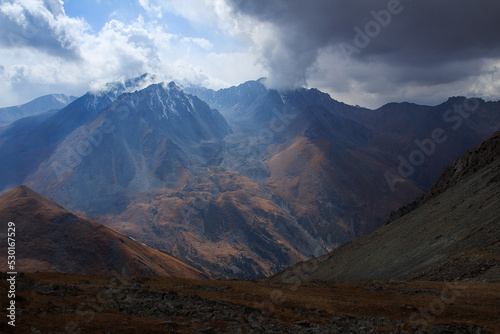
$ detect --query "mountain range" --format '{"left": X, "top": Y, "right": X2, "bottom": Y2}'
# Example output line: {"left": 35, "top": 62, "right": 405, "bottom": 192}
{"left": 0, "top": 129, "right": 498, "bottom": 333}
{"left": 0, "top": 94, "right": 76, "bottom": 126}
{"left": 1, "top": 74, "right": 499, "bottom": 279}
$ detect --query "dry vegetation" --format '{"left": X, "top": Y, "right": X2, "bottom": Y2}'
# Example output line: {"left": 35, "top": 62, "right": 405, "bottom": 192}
{"left": 1, "top": 272, "right": 498, "bottom": 333}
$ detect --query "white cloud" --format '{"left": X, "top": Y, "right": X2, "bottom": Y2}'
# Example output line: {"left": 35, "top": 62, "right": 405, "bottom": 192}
{"left": 0, "top": 2, "right": 27, "bottom": 26}
{"left": 0, "top": 0, "right": 268, "bottom": 107}
{"left": 181, "top": 37, "right": 213, "bottom": 50}
{"left": 1, "top": 0, "right": 499, "bottom": 109}
{"left": 138, "top": 0, "right": 163, "bottom": 18}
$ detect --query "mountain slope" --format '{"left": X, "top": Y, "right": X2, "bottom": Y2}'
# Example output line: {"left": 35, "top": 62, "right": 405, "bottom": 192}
{"left": 97, "top": 167, "right": 322, "bottom": 279}
{"left": 0, "top": 75, "right": 155, "bottom": 192}
{"left": 0, "top": 186, "right": 207, "bottom": 279}
{"left": 340, "top": 97, "right": 500, "bottom": 190}
{"left": 25, "top": 82, "right": 230, "bottom": 213}
{"left": 0, "top": 94, "right": 76, "bottom": 126}
{"left": 272, "top": 132, "right": 500, "bottom": 283}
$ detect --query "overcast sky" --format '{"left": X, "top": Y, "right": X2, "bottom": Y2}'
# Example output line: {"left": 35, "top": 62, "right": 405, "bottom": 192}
{"left": 1, "top": 0, "right": 499, "bottom": 108}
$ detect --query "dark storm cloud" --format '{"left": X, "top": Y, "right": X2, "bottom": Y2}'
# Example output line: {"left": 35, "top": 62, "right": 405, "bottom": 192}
{"left": 227, "top": 0, "right": 500, "bottom": 90}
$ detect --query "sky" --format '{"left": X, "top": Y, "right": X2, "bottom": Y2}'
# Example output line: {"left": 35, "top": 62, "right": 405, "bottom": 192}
{"left": 1, "top": 0, "right": 499, "bottom": 109}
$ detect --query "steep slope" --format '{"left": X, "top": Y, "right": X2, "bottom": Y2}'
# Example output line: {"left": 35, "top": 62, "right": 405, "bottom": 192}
{"left": 262, "top": 106, "right": 421, "bottom": 243}
{"left": 0, "top": 94, "right": 76, "bottom": 125}
{"left": 25, "top": 82, "right": 230, "bottom": 213}
{"left": 97, "top": 167, "right": 323, "bottom": 279}
{"left": 0, "top": 186, "right": 206, "bottom": 279}
{"left": 272, "top": 132, "right": 500, "bottom": 283}
{"left": 0, "top": 74, "right": 155, "bottom": 192}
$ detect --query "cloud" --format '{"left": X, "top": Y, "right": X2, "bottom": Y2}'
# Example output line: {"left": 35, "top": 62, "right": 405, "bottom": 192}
{"left": 0, "top": 0, "right": 88, "bottom": 59}
{"left": 0, "top": 0, "right": 266, "bottom": 107}
{"left": 138, "top": 0, "right": 163, "bottom": 18}
{"left": 0, "top": 1, "right": 170, "bottom": 106}
{"left": 181, "top": 37, "right": 213, "bottom": 50}
{"left": 3, "top": 0, "right": 496, "bottom": 109}
{"left": 226, "top": 0, "right": 500, "bottom": 104}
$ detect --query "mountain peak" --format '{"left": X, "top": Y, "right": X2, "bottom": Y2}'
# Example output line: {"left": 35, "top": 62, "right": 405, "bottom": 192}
{"left": 125, "top": 73, "right": 156, "bottom": 88}
{"left": 1, "top": 185, "right": 67, "bottom": 212}
{"left": 166, "top": 81, "right": 181, "bottom": 90}
{"left": 135, "top": 81, "right": 191, "bottom": 119}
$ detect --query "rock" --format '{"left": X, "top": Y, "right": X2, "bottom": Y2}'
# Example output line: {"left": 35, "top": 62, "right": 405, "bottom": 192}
{"left": 109, "top": 278, "right": 123, "bottom": 286}
{"left": 294, "top": 320, "right": 311, "bottom": 327}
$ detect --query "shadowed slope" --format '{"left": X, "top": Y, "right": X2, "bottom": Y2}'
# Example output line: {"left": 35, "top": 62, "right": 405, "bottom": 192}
{"left": 0, "top": 186, "right": 207, "bottom": 279}
{"left": 272, "top": 132, "right": 500, "bottom": 283}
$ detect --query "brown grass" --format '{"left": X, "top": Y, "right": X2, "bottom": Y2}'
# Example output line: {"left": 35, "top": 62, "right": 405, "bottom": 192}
{"left": 1, "top": 272, "right": 498, "bottom": 333}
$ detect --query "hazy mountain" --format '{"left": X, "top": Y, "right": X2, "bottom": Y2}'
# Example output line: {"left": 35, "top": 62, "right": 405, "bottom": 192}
{"left": 25, "top": 82, "right": 230, "bottom": 212}
{"left": 0, "top": 94, "right": 76, "bottom": 126}
{"left": 0, "top": 74, "right": 154, "bottom": 192}
{"left": 0, "top": 186, "right": 207, "bottom": 279}
{"left": 272, "top": 132, "right": 500, "bottom": 283}
{"left": 339, "top": 96, "right": 500, "bottom": 189}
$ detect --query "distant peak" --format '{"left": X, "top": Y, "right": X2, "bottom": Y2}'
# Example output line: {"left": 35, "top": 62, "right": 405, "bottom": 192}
{"left": 166, "top": 81, "right": 181, "bottom": 91}
{"left": 445, "top": 96, "right": 484, "bottom": 104}
{"left": 125, "top": 73, "right": 158, "bottom": 89}
{"left": 141, "top": 81, "right": 183, "bottom": 96}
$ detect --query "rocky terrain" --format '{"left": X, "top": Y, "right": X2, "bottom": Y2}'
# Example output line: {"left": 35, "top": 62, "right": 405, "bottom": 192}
{"left": 96, "top": 168, "right": 321, "bottom": 279}
{"left": 1, "top": 272, "right": 498, "bottom": 333}
{"left": 272, "top": 132, "right": 500, "bottom": 283}
{"left": 0, "top": 186, "right": 206, "bottom": 279}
